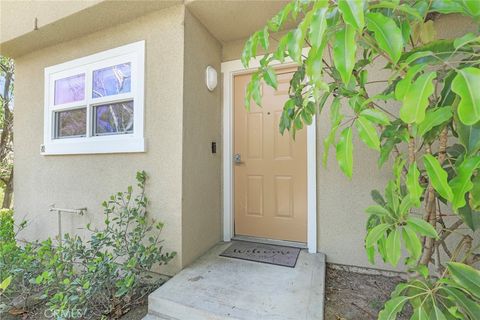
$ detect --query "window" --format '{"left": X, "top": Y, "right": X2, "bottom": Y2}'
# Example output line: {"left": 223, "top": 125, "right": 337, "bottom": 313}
{"left": 43, "top": 41, "right": 145, "bottom": 155}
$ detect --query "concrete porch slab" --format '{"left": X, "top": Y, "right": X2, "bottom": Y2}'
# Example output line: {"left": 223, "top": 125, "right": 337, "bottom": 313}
{"left": 144, "top": 242, "right": 326, "bottom": 320}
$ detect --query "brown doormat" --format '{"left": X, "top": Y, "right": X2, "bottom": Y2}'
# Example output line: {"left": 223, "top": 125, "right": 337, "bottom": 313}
{"left": 220, "top": 241, "right": 301, "bottom": 268}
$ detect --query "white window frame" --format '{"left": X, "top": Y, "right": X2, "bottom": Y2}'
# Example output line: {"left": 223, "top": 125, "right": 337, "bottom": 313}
{"left": 42, "top": 41, "right": 145, "bottom": 155}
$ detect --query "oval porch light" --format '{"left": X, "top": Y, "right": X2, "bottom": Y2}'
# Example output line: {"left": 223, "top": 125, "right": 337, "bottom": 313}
{"left": 205, "top": 65, "right": 218, "bottom": 91}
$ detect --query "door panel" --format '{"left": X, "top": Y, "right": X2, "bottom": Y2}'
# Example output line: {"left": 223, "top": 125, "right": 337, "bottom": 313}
{"left": 234, "top": 69, "right": 307, "bottom": 243}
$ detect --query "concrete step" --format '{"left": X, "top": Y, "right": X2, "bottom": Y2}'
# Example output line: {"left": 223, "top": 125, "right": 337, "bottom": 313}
{"left": 144, "top": 242, "right": 326, "bottom": 320}
{"left": 147, "top": 295, "right": 232, "bottom": 320}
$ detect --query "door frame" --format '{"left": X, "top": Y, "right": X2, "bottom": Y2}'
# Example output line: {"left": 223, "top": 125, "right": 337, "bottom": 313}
{"left": 221, "top": 51, "right": 317, "bottom": 254}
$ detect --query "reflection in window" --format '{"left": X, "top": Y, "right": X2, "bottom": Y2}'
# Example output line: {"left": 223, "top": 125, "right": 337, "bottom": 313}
{"left": 94, "top": 101, "right": 133, "bottom": 135}
{"left": 55, "top": 108, "right": 86, "bottom": 138}
{"left": 92, "top": 63, "right": 131, "bottom": 98}
{"left": 54, "top": 74, "right": 85, "bottom": 105}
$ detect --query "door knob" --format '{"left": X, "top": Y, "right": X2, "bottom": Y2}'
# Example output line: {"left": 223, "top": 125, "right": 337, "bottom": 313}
{"left": 234, "top": 153, "right": 242, "bottom": 164}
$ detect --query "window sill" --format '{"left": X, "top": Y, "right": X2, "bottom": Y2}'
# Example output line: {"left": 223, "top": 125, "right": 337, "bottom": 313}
{"left": 41, "top": 136, "right": 146, "bottom": 155}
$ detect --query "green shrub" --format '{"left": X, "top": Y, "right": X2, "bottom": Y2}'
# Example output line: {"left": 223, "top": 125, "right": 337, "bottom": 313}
{"left": 0, "top": 209, "right": 15, "bottom": 243}
{"left": 0, "top": 171, "right": 176, "bottom": 319}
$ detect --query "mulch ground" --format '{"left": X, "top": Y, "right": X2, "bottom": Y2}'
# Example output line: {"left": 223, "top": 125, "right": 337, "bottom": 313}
{"left": 325, "top": 265, "right": 410, "bottom": 320}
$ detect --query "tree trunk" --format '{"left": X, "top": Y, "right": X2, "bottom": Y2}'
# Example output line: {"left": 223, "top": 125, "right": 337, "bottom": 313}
{"left": 2, "top": 168, "right": 13, "bottom": 208}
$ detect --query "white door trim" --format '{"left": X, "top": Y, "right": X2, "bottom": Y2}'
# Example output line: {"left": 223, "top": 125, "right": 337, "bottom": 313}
{"left": 221, "top": 51, "right": 317, "bottom": 253}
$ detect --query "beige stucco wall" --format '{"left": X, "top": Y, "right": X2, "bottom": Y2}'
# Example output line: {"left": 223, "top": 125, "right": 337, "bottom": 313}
{"left": 13, "top": 5, "right": 186, "bottom": 274}
{"left": 181, "top": 10, "right": 222, "bottom": 267}
{"left": 9, "top": 1, "right": 479, "bottom": 275}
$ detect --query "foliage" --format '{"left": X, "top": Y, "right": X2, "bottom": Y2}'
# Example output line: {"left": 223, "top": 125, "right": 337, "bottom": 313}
{"left": 243, "top": 0, "right": 480, "bottom": 319}
{"left": 0, "top": 56, "right": 13, "bottom": 209}
{"left": 0, "top": 171, "right": 176, "bottom": 319}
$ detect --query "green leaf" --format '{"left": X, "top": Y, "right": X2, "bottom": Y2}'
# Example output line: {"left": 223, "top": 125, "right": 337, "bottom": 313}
{"left": 470, "top": 174, "right": 480, "bottom": 211}
{"left": 288, "top": 28, "right": 304, "bottom": 63}
{"left": 406, "top": 162, "right": 424, "bottom": 207}
{"left": 402, "top": 226, "right": 422, "bottom": 261}
{"left": 359, "top": 109, "right": 390, "bottom": 125}
{"left": 378, "top": 296, "right": 409, "bottom": 320}
{"left": 431, "top": 305, "right": 447, "bottom": 320}
{"left": 411, "top": 306, "right": 430, "bottom": 320}
{"left": 385, "top": 180, "right": 400, "bottom": 214}
{"left": 447, "top": 262, "right": 480, "bottom": 299}
{"left": 336, "top": 127, "right": 354, "bottom": 178}
{"left": 274, "top": 32, "right": 290, "bottom": 63}
{"left": 407, "top": 217, "right": 438, "bottom": 238}
{"left": 241, "top": 33, "right": 259, "bottom": 68}
{"left": 365, "top": 223, "right": 390, "bottom": 248}
{"left": 333, "top": 25, "right": 356, "bottom": 85}
{"left": 309, "top": 7, "right": 328, "bottom": 49}
{"left": 441, "top": 286, "right": 480, "bottom": 319}
{"left": 259, "top": 27, "right": 269, "bottom": 50}
{"left": 460, "top": 0, "right": 480, "bottom": 17}
{"left": 263, "top": 67, "right": 278, "bottom": 89}
{"left": 431, "top": 0, "right": 464, "bottom": 14}
{"left": 366, "top": 12, "right": 403, "bottom": 64}
{"left": 355, "top": 116, "right": 380, "bottom": 151}
{"left": 449, "top": 156, "right": 480, "bottom": 211}
{"left": 372, "top": 1, "right": 422, "bottom": 20}
{"left": 386, "top": 229, "right": 401, "bottom": 266}
{"left": 453, "top": 32, "right": 479, "bottom": 49}
{"left": 458, "top": 202, "right": 480, "bottom": 231}
{"left": 323, "top": 98, "right": 343, "bottom": 166}
{"left": 400, "top": 72, "right": 437, "bottom": 124}
{"left": 417, "top": 106, "right": 453, "bottom": 137}
{"left": 371, "top": 189, "right": 387, "bottom": 206}
{"left": 423, "top": 154, "right": 453, "bottom": 202}
{"left": 456, "top": 118, "right": 480, "bottom": 155}
{"left": 338, "top": 0, "right": 365, "bottom": 30}
{"left": 399, "top": 40, "right": 455, "bottom": 65}
{"left": 404, "top": 51, "right": 433, "bottom": 65}
{"left": 451, "top": 67, "right": 480, "bottom": 125}
{"left": 268, "top": 2, "right": 292, "bottom": 32}
{"left": 365, "top": 205, "right": 390, "bottom": 217}
{"left": 366, "top": 245, "right": 375, "bottom": 264}
{"left": 395, "top": 64, "right": 425, "bottom": 101}
{"left": 306, "top": 46, "right": 325, "bottom": 88}
{"left": 0, "top": 276, "right": 12, "bottom": 290}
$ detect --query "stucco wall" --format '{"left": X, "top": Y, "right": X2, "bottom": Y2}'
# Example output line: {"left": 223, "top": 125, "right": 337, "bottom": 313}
{"left": 181, "top": 10, "right": 222, "bottom": 267}
{"left": 0, "top": 0, "right": 100, "bottom": 43}
{"left": 220, "top": 14, "right": 477, "bottom": 271}
{"left": 13, "top": 5, "right": 186, "bottom": 274}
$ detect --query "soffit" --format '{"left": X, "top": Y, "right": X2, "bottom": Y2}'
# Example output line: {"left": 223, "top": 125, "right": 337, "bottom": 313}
{"left": 185, "top": 0, "right": 291, "bottom": 43}
{"left": 0, "top": 0, "right": 182, "bottom": 57}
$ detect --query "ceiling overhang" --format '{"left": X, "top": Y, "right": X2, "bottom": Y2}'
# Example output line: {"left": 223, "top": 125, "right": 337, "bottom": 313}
{"left": 0, "top": 0, "right": 182, "bottom": 57}
{"left": 185, "top": 0, "right": 290, "bottom": 43}
{"left": 0, "top": 0, "right": 291, "bottom": 58}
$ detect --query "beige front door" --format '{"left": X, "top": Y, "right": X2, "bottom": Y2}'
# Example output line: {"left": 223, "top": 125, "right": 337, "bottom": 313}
{"left": 233, "top": 68, "right": 307, "bottom": 243}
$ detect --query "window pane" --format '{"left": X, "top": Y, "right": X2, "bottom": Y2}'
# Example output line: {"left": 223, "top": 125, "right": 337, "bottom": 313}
{"left": 55, "top": 108, "right": 86, "bottom": 138}
{"left": 94, "top": 101, "right": 133, "bottom": 135}
{"left": 92, "top": 63, "right": 131, "bottom": 98}
{"left": 54, "top": 74, "right": 85, "bottom": 105}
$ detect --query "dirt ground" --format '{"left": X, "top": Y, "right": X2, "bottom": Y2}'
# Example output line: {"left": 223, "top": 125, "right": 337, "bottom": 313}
{"left": 3, "top": 266, "right": 410, "bottom": 320}
{"left": 325, "top": 265, "right": 410, "bottom": 320}
{"left": 0, "top": 303, "right": 149, "bottom": 320}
